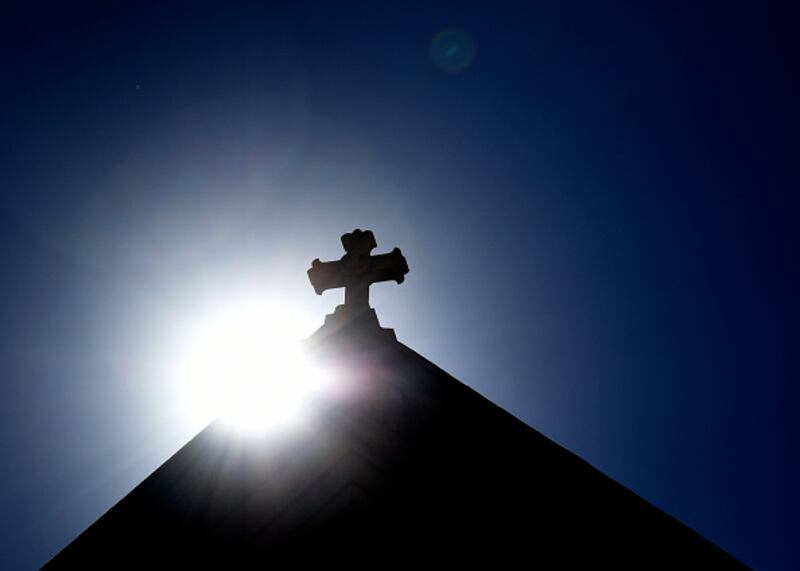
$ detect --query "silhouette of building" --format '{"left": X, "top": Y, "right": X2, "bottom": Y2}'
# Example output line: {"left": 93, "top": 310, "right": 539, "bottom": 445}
{"left": 44, "top": 230, "right": 743, "bottom": 568}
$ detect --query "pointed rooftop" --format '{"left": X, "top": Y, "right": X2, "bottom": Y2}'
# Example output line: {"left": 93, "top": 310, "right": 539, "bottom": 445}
{"left": 43, "top": 230, "right": 742, "bottom": 568}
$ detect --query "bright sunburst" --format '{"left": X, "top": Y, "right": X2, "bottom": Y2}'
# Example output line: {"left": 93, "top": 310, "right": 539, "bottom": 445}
{"left": 173, "top": 299, "right": 328, "bottom": 434}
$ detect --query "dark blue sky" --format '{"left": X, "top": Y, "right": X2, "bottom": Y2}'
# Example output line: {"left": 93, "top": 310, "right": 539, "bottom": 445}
{"left": 1, "top": 1, "right": 796, "bottom": 568}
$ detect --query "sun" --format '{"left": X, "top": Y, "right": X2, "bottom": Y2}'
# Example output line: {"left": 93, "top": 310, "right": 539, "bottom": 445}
{"left": 173, "top": 299, "right": 328, "bottom": 434}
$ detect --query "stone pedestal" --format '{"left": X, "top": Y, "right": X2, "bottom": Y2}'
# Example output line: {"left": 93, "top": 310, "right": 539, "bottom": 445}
{"left": 307, "top": 304, "right": 397, "bottom": 347}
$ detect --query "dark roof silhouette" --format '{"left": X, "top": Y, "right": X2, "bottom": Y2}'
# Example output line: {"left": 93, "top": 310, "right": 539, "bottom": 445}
{"left": 43, "top": 230, "right": 743, "bottom": 569}
{"left": 43, "top": 324, "right": 743, "bottom": 568}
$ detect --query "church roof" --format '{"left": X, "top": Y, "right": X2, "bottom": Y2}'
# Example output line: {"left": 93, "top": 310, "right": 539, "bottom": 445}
{"left": 43, "top": 319, "right": 742, "bottom": 568}
{"left": 44, "top": 230, "right": 742, "bottom": 568}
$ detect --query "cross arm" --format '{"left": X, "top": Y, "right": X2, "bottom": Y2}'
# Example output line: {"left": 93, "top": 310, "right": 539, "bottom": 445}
{"left": 306, "top": 247, "right": 409, "bottom": 296}
{"left": 364, "top": 248, "right": 409, "bottom": 286}
{"left": 307, "top": 258, "right": 346, "bottom": 295}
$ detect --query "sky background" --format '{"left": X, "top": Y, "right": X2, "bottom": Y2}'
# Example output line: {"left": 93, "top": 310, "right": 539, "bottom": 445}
{"left": 1, "top": 1, "right": 796, "bottom": 568}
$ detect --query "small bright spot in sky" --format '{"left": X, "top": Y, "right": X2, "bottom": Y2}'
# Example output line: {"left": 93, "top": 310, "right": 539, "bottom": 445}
{"left": 172, "top": 299, "right": 329, "bottom": 435}
{"left": 431, "top": 28, "right": 476, "bottom": 73}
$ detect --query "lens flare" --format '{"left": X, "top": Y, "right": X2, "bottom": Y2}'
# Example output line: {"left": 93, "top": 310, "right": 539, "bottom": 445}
{"left": 431, "top": 28, "right": 476, "bottom": 73}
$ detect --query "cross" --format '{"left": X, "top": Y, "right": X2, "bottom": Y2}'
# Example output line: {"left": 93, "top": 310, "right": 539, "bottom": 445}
{"left": 307, "top": 229, "right": 409, "bottom": 316}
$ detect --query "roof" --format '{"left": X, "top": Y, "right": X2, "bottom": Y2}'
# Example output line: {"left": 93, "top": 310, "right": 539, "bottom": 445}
{"left": 44, "top": 316, "right": 743, "bottom": 568}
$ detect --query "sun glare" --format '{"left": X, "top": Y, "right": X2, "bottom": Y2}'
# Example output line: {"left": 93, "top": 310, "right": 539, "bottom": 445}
{"left": 174, "top": 299, "right": 328, "bottom": 434}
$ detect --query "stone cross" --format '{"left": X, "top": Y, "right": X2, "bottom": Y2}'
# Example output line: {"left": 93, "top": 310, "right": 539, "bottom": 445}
{"left": 307, "top": 229, "right": 409, "bottom": 316}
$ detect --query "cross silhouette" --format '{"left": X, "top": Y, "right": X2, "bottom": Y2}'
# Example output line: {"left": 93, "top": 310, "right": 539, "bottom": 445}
{"left": 307, "top": 229, "right": 409, "bottom": 316}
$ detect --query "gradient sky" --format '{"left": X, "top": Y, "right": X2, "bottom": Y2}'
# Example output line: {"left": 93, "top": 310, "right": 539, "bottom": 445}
{"left": 1, "top": 1, "right": 796, "bottom": 568}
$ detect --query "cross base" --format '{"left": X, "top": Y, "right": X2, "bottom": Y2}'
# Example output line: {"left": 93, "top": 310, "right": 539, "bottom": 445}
{"left": 308, "top": 304, "right": 397, "bottom": 345}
